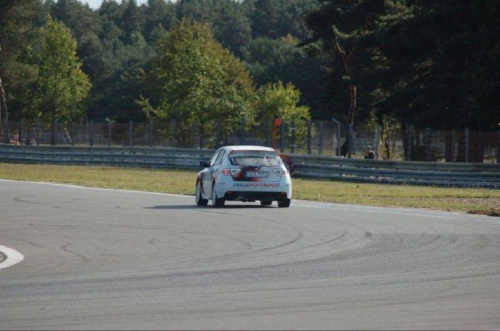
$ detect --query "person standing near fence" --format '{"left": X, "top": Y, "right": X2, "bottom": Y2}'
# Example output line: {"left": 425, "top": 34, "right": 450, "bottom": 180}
{"left": 364, "top": 145, "right": 375, "bottom": 160}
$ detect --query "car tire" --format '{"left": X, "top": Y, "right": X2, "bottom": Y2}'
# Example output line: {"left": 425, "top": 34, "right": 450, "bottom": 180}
{"left": 260, "top": 200, "right": 273, "bottom": 206}
{"left": 212, "top": 183, "right": 225, "bottom": 208}
{"left": 195, "top": 181, "right": 208, "bottom": 206}
{"left": 278, "top": 198, "right": 291, "bottom": 208}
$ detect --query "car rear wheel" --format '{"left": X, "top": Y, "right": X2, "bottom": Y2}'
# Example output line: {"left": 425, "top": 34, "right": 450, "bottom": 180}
{"left": 195, "top": 181, "right": 208, "bottom": 206}
{"left": 211, "top": 183, "right": 225, "bottom": 208}
{"left": 278, "top": 198, "right": 291, "bottom": 208}
{"left": 260, "top": 200, "right": 273, "bottom": 206}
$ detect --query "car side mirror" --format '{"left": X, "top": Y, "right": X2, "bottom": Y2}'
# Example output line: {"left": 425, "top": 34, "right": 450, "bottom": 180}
{"left": 200, "top": 160, "right": 209, "bottom": 168}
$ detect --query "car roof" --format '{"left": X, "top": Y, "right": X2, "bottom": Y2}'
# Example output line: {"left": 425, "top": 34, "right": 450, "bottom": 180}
{"left": 222, "top": 145, "right": 277, "bottom": 153}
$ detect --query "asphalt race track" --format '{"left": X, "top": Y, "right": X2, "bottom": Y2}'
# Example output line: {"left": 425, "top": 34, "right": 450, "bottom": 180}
{"left": 1, "top": 180, "right": 499, "bottom": 330}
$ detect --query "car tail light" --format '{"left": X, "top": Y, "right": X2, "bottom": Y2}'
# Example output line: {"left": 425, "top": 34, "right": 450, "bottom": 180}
{"left": 273, "top": 168, "right": 288, "bottom": 177}
{"left": 223, "top": 168, "right": 241, "bottom": 176}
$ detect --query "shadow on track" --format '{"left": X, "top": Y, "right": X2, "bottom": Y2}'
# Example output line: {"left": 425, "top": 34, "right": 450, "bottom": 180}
{"left": 145, "top": 204, "right": 274, "bottom": 210}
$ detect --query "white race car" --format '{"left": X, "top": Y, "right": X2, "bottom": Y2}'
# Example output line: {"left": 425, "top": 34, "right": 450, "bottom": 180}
{"left": 196, "top": 145, "right": 292, "bottom": 208}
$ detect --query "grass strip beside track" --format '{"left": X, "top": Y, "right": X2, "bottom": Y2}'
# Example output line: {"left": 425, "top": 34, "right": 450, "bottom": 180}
{"left": 0, "top": 163, "right": 499, "bottom": 217}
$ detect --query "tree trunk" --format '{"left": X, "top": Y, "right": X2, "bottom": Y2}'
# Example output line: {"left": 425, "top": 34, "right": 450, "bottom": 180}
{"left": 470, "top": 131, "right": 485, "bottom": 163}
{"left": 342, "top": 85, "right": 357, "bottom": 158}
{"left": 335, "top": 40, "right": 357, "bottom": 159}
{"left": 347, "top": 85, "right": 357, "bottom": 125}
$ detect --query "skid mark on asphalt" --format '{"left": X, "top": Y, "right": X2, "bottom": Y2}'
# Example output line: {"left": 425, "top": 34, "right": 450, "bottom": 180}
{"left": 292, "top": 202, "right": 456, "bottom": 219}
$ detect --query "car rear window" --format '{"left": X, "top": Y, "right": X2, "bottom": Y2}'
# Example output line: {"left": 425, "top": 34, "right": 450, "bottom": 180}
{"left": 230, "top": 153, "right": 282, "bottom": 167}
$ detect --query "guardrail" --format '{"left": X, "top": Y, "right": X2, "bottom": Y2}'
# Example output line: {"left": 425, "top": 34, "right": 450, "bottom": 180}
{"left": 1, "top": 144, "right": 499, "bottom": 188}
{"left": 290, "top": 155, "right": 500, "bottom": 188}
{"left": 0, "top": 145, "right": 214, "bottom": 170}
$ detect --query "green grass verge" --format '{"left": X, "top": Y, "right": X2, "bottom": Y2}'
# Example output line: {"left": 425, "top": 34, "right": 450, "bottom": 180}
{"left": 1, "top": 163, "right": 499, "bottom": 216}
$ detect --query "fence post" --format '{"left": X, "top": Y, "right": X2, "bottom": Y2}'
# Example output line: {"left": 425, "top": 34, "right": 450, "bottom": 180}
{"left": 265, "top": 120, "right": 270, "bottom": 147}
{"left": 347, "top": 123, "right": 354, "bottom": 158}
{"left": 290, "top": 120, "right": 296, "bottom": 154}
{"left": 129, "top": 120, "right": 134, "bottom": 147}
{"left": 2, "top": 120, "right": 5, "bottom": 143}
{"left": 89, "top": 121, "right": 94, "bottom": 147}
{"left": 36, "top": 120, "right": 40, "bottom": 145}
{"left": 406, "top": 124, "right": 412, "bottom": 161}
{"left": 319, "top": 121, "right": 324, "bottom": 155}
{"left": 497, "top": 130, "right": 500, "bottom": 164}
{"left": 171, "top": 119, "right": 176, "bottom": 148}
{"left": 149, "top": 119, "right": 153, "bottom": 147}
{"left": 280, "top": 120, "right": 285, "bottom": 153}
{"left": 86, "top": 120, "right": 89, "bottom": 145}
{"left": 19, "top": 119, "right": 24, "bottom": 145}
{"left": 71, "top": 121, "right": 75, "bottom": 146}
{"left": 465, "top": 128, "right": 469, "bottom": 163}
{"left": 331, "top": 117, "right": 341, "bottom": 157}
{"left": 216, "top": 120, "right": 221, "bottom": 149}
{"left": 307, "top": 121, "right": 312, "bottom": 155}
{"left": 425, "top": 127, "right": 431, "bottom": 161}
{"left": 375, "top": 125, "right": 382, "bottom": 160}
{"left": 107, "top": 121, "right": 112, "bottom": 148}
{"left": 240, "top": 117, "right": 246, "bottom": 145}
{"left": 192, "top": 121, "right": 198, "bottom": 149}
{"left": 53, "top": 119, "right": 58, "bottom": 146}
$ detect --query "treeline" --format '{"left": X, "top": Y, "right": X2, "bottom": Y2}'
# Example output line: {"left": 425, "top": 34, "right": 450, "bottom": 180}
{"left": 1, "top": 0, "right": 499, "bottom": 146}
{"left": 0, "top": 0, "right": 325, "bottom": 124}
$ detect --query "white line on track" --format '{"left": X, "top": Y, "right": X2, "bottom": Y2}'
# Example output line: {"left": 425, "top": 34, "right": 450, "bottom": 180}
{"left": 0, "top": 179, "right": 189, "bottom": 198}
{"left": 0, "top": 245, "right": 25, "bottom": 270}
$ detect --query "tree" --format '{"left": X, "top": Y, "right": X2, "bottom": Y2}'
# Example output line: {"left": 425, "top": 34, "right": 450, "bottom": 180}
{"left": 139, "top": 19, "right": 256, "bottom": 147}
{"left": 25, "top": 16, "right": 91, "bottom": 144}
{"left": 143, "top": 0, "right": 176, "bottom": 43}
{"left": 0, "top": 0, "right": 46, "bottom": 142}
{"left": 51, "top": 0, "right": 102, "bottom": 41}
{"left": 174, "top": 0, "right": 252, "bottom": 57}
{"left": 301, "top": 0, "right": 386, "bottom": 157}
{"left": 249, "top": 0, "right": 319, "bottom": 40}
{"left": 255, "top": 81, "right": 311, "bottom": 146}
{"left": 240, "top": 35, "right": 328, "bottom": 118}
{"left": 365, "top": 0, "right": 500, "bottom": 161}
{"left": 120, "top": 0, "right": 145, "bottom": 44}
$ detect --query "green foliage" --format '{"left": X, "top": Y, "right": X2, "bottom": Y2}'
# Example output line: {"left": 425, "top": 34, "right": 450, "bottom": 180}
{"left": 139, "top": 19, "right": 256, "bottom": 143}
{"left": 302, "top": 0, "right": 388, "bottom": 125}
{"left": 379, "top": 114, "right": 401, "bottom": 160}
{"left": 356, "top": 109, "right": 378, "bottom": 134}
{"left": 302, "top": 0, "right": 500, "bottom": 161}
{"left": 362, "top": 0, "right": 500, "bottom": 133}
{"left": 4, "top": 0, "right": 323, "bottom": 124}
{"left": 24, "top": 16, "right": 91, "bottom": 124}
{"left": 5, "top": 0, "right": 500, "bottom": 148}
{"left": 240, "top": 35, "right": 329, "bottom": 117}
{"left": 0, "top": 0, "right": 47, "bottom": 117}
{"left": 249, "top": 0, "right": 320, "bottom": 40}
{"left": 176, "top": 0, "right": 252, "bottom": 57}
{"left": 255, "top": 81, "right": 311, "bottom": 142}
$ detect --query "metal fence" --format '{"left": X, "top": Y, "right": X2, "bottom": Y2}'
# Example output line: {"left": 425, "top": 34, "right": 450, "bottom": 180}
{"left": 3, "top": 119, "right": 499, "bottom": 163}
